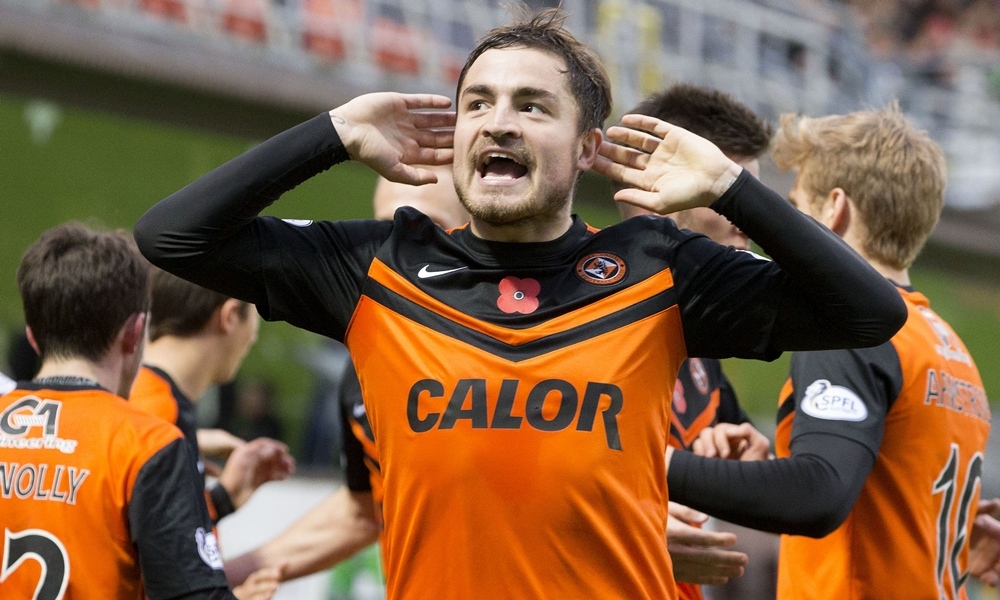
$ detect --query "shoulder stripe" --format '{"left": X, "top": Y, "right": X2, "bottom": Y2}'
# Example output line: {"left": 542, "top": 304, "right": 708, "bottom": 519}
{"left": 362, "top": 280, "right": 678, "bottom": 362}
{"left": 366, "top": 258, "right": 675, "bottom": 343}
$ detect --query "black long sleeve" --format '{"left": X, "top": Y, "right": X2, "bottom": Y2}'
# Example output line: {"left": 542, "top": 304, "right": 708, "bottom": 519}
{"left": 134, "top": 113, "right": 349, "bottom": 305}
{"left": 668, "top": 433, "right": 876, "bottom": 537}
{"left": 676, "top": 171, "right": 907, "bottom": 358}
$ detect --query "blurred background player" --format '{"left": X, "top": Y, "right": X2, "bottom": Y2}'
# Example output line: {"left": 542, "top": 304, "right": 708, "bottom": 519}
{"left": 617, "top": 83, "right": 774, "bottom": 598}
{"left": 667, "top": 104, "right": 991, "bottom": 600}
{"left": 0, "top": 222, "right": 237, "bottom": 599}
{"left": 130, "top": 267, "right": 294, "bottom": 598}
{"left": 131, "top": 267, "right": 295, "bottom": 518}
{"left": 226, "top": 165, "right": 467, "bottom": 586}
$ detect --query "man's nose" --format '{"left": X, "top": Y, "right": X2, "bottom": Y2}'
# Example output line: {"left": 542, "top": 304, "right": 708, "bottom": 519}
{"left": 483, "top": 102, "right": 521, "bottom": 139}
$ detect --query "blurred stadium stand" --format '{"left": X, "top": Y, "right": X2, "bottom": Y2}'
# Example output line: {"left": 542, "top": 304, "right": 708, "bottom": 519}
{"left": 2, "top": 0, "right": 999, "bottom": 224}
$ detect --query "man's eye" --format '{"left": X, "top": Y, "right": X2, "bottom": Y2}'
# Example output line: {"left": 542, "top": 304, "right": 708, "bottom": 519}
{"left": 523, "top": 104, "right": 545, "bottom": 114}
{"left": 469, "top": 101, "right": 487, "bottom": 111}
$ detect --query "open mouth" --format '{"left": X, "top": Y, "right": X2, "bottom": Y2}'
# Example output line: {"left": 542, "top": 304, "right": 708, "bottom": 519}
{"left": 478, "top": 152, "right": 529, "bottom": 181}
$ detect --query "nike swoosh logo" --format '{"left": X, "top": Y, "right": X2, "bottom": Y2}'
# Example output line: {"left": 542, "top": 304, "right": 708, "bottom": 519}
{"left": 417, "top": 265, "right": 468, "bottom": 279}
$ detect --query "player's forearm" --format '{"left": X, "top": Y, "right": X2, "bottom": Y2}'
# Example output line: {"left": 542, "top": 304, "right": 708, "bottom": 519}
{"left": 134, "top": 114, "right": 349, "bottom": 301}
{"left": 712, "top": 171, "right": 907, "bottom": 350}
{"left": 668, "top": 433, "right": 874, "bottom": 537}
{"left": 225, "top": 488, "right": 379, "bottom": 585}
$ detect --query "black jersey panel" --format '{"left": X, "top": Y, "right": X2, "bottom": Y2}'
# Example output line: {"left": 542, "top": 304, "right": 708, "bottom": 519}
{"left": 786, "top": 342, "right": 903, "bottom": 458}
{"left": 256, "top": 216, "right": 393, "bottom": 340}
{"left": 341, "top": 394, "right": 374, "bottom": 493}
{"left": 144, "top": 366, "right": 200, "bottom": 462}
{"left": 776, "top": 391, "right": 796, "bottom": 426}
{"left": 129, "top": 438, "right": 231, "bottom": 599}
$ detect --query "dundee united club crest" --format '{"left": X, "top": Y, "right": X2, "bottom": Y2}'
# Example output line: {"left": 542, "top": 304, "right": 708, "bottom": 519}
{"left": 575, "top": 253, "right": 627, "bottom": 285}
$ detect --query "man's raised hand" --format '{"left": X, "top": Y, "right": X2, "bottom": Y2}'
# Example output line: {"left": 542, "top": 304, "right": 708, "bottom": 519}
{"left": 329, "top": 93, "right": 455, "bottom": 185}
{"left": 593, "top": 114, "right": 743, "bottom": 215}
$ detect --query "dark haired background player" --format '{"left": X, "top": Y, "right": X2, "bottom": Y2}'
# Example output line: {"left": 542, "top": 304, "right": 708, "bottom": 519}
{"left": 617, "top": 83, "right": 774, "bottom": 599}
{"left": 131, "top": 268, "right": 295, "bottom": 521}
{"left": 130, "top": 268, "right": 295, "bottom": 599}
{"left": 135, "top": 8, "right": 906, "bottom": 598}
{"left": 0, "top": 222, "right": 237, "bottom": 599}
{"left": 666, "top": 104, "right": 991, "bottom": 600}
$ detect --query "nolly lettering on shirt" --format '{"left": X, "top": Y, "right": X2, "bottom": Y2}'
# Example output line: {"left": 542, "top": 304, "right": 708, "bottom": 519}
{"left": 0, "top": 462, "right": 89, "bottom": 505}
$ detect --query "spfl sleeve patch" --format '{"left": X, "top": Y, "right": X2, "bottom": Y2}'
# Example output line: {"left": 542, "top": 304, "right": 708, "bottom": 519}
{"left": 800, "top": 379, "right": 868, "bottom": 422}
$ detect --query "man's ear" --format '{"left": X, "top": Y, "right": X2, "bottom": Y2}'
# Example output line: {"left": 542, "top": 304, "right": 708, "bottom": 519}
{"left": 25, "top": 326, "right": 40, "bottom": 356}
{"left": 217, "top": 299, "right": 244, "bottom": 335}
{"left": 827, "top": 187, "right": 853, "bottom": 236}
{"left": 576, "top": 127, "right": 603, "bottom": 171}
{"left": 122, "top": 313, "right": 147, "bottom": 356}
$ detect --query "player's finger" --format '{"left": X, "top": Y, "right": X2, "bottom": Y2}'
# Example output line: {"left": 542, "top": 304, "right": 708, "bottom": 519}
{"left": 597, "top": 139, "right": 649, "bottom": 171}
{"left": 620, "top": 113, "right": 680, "bottom": 141}
{"left": 413, "top": 129, "right": 456, "bottom": 150}
{"left": 613, "top": 188, "right": 660, "bottom": 210}
{"left": 591, "top": 154, "right": 632, "bottom": 186}
{"left": 684, "top": 548, "right": 748, "bottom": 567}
{"left": 669, "top": 502, "right": 708, "bottom": 525}
{"left": 980, "top": 498, "right": 1000, "bottom": 518}
{"left": 386, "top": 163, "right": 442, "bottom": 185}
{"left": 670, "top": 546, "right": 748, "bottom": 574}
{"left": 695, "top": 428, "right": 719, "bottom": 458}
{"left": 680, "top": 528, "right": 738, "bottom": 548}
{"left": 412, "top": 111, "right": 456, "bottom": 129}
{"left": 204, "top": 460, "right": 223, "bottom": 478}
{"left": 713, "top": 427, "right": 732, "bottom": 459}
{"left": 735, "top": 438, "right": 750, "bottom": 457}
{"left": 407, "top": 147, "right": 454, "bottom": 169}
{"left": 604, "top": 125, "right": 661, "bottom": 155}
{"left": 401, "top": 94, "right": 453, "bottom": 110}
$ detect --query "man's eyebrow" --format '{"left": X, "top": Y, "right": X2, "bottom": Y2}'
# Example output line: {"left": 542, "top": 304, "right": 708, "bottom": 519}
{"left": 460, "top": 85, "right": 560, "bottom": 104}
{"left": 461, "top": 84, "right": 494, "bottom": 99}
{"left": 513, "top": 87, "right": 559, "bottom": 102}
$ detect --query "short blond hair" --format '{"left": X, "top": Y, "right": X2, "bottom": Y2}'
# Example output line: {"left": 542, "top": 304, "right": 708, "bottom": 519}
{"left": 772, "top": 104, "right": 946, "bottom": 270}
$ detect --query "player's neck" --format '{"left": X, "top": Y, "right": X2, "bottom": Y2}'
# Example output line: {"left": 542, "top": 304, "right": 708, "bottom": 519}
{"left": 35, "top": 357, "right": 121, "bottom": 395}
{"left": 842, "top": 228, "right": 910, "bottom": 287}
{"left": 468, "top": 207, "right": 573, "bottom": 243}
{"left": 860, "top": 257, "right": 910, "bottom": 288}
{"left": 143, "top": 336, "right": 217, "bottom": 401}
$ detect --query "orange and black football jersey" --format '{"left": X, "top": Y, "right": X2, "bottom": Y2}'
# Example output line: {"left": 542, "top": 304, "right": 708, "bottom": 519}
{"left": 246, "top": 200, "right": 832, "bottom": 599}
{"left": 0, "top": 381, "right": 230, "bottom": 599}
{"left": 775, "top": 288, "right": 990, "bottom": 600}
{"left": 670, "top": 357, "right": 748, "bottom": 452}
{"left": 130, "top": 365, "right": 235, "bottom": 525}
{"left": 130, "top": 365, "right": 200, "bottom": 467}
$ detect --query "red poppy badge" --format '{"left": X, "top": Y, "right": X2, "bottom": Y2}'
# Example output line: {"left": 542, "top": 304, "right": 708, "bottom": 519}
{"left": 497, "top": 276, "right": 540, "bottom": 314}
